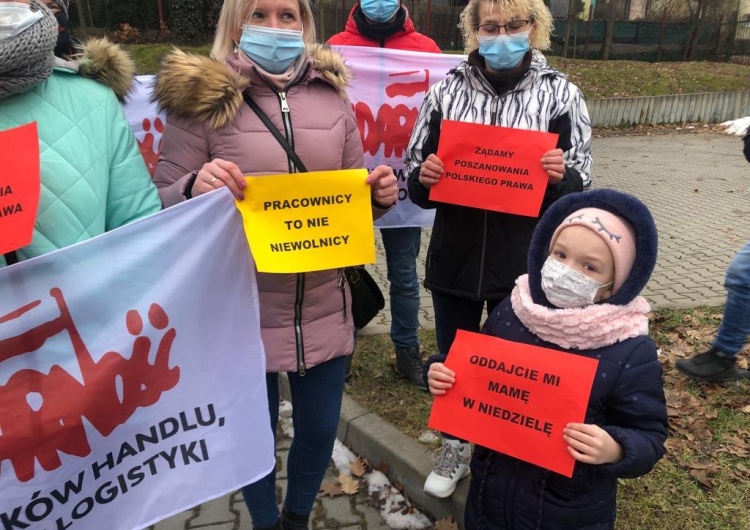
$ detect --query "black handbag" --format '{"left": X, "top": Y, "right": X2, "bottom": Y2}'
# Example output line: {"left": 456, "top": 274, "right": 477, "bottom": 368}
{"left": 344, "top": 265, "right": 385, "bottom": 329}
{"left": 243, "top": 93, "right": 385, "bottom": 328}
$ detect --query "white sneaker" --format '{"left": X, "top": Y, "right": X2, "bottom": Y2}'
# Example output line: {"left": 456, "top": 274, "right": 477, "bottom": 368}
{"left": 423, "top": 439, "right": 470, "bottom": 498}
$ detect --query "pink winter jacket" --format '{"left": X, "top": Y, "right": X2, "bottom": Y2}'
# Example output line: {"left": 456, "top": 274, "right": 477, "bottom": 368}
{"left": 152, "top": 45, "right": 386, "bottom": 373}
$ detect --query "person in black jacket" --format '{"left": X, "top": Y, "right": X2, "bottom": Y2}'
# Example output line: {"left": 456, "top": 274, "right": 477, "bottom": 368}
{"left": 676, "top": 127, "right": 750, "bottom": 382}
{"left": 427, "top": 189, "right": 667, "bottom": 530}
{"left": 405, "top": 0, "right": 592, "bottom": 498}
{"left": 42, "top": 0, "right": 79, "bottom": 58}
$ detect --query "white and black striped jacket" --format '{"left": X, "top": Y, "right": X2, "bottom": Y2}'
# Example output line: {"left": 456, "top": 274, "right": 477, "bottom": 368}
{"left": 406, "top": 51, "right": 592, "bottom": 301}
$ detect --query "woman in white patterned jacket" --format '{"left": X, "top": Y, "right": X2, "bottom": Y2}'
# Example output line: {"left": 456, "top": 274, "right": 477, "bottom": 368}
{"left": 405, "top": 0, "right": 593, "bottom": 500}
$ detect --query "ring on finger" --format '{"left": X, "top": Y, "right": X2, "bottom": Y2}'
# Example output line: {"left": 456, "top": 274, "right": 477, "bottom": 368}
{"left": 210, "top": 176, "right": 218, "bottom": 184}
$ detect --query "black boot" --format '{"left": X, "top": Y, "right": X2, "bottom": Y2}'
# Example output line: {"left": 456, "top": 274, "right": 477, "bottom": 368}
{"left": 281, "top": 507, "right": 310, "bottom": 530}
{"left": 676, "top": 347, "right": 744, "bottom": 382}
{"left": 394, "top": 345, "right": 427, "bottom": 390}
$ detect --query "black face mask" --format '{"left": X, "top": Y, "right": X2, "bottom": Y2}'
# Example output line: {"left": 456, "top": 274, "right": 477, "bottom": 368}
{"left": 53, "top": 9, "right": 73, "bottom": 57}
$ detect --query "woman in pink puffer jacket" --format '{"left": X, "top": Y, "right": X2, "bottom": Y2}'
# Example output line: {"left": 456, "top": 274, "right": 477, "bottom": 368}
{"left": 151, "top": 1, "right": 398, "bottom": 528}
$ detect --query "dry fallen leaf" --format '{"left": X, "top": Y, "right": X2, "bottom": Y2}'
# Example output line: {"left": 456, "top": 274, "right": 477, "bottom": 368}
{"left": 350, "top": 456, "right": 369, "bottom": 477}
{"left": 374, "top": 461, "right": 391, "bottom": 476}
{"left": 339, "top": 474, "right": 360, "bottom": 495}
{"left": 319, "top": 482, "right": 343, "bottom": 497}
{"left": 689, "top": 468, "right": 714, "bottom": 489}
{"left": 742, "top": 405, "right": 750, "bottom": 413}
{"left": 434, "top": 516, "right": 460, "bottom": 530}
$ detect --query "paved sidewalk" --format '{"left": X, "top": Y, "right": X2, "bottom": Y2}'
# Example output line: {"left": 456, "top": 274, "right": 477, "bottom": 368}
{"left": 151, "top": 433, "right": 392, "bottom": 530}
{"left": 152, "top": 132, "right": 749, "bottom": 530}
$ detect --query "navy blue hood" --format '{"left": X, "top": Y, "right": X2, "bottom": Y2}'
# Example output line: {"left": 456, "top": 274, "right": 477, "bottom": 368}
{"left": 527, "top": 189, "right": 658, "bottom": 307}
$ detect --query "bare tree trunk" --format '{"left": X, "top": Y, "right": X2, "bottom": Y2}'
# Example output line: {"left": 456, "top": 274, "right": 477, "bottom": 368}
{"left": 601, "top": 0, "right": 616, "bottom": 60}
{"left": 656, "top": 6, "right": 667, "bottom": 61}
{"left": 683, "top": 0, "right": 708, "bottom": 60}
{"left": 85, "top": 0, "right": 94, "bottom": 29}
{"left": 583, "top": 5, "right": 593, "bottom": 59}
{"left": 563, "top": 0, "right": 577, "bottom": 57}
{"left": 74, "top": 0, "right": 88, "bottom": 34}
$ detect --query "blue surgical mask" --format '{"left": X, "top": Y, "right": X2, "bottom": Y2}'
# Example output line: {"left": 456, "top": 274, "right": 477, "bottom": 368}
{"left": 239, "top": 25, "right": 305, "bottom": 74}
{"left": 478, "top": 31, "right": 531, "bottom": 71}
{"left": 360, "top": 0, "right": 400, "bottom": 23}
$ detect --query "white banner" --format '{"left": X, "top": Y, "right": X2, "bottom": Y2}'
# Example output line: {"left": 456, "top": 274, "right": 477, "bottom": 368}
{"left": 0, "top": 190, "right": 275, "bottom": 530}
{"left": 334, "top": 46, "right": 462, "bottom": 228}
{"left": 124, "top": 48, "right": 466, "bottom": 228}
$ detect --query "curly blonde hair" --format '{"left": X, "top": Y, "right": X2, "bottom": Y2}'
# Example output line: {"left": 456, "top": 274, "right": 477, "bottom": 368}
{"left": 459, "top": 0, "right": 553, "bottom": 54}
{"left": 211, "top": 0, "right": 317, "bottom": 63}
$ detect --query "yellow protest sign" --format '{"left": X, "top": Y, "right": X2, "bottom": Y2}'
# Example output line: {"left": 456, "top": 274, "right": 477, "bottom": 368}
{"left": 237, "top": 169, "right": 376, "bottom": 273}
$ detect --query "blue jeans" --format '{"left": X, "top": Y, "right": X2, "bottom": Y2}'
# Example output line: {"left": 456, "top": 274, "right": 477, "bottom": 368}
{"left": 241, "top": 356, "right": 346, "bottom": 527}
{"left": 381, "top": 227, "right": 421, "bottom": 350}
{"left": 713, "top": 240, "right": 750, "bottom": 358}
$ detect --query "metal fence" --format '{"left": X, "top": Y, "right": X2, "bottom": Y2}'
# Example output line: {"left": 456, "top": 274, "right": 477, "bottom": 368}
{"left": 314, "top": 2, "right": 750, "bottom": 63}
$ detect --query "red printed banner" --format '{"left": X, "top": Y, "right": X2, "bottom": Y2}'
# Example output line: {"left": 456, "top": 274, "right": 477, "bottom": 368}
{"left": 0, "top": 122, "right": 40, "bottom": 255}
{"left": 428, "top": 330, "right": 598, "bottom": 477}
{"left": 431, "top": 120, "right": 558, "bottom": 217}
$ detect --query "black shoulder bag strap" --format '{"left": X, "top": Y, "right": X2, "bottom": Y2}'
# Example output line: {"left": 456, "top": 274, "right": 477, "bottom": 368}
{"left": 242, "top": 92, "right": 308, "bottom": 173}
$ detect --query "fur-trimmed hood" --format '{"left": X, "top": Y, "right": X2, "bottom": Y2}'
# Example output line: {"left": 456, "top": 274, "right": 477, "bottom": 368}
{"left": 69, "top": 38, "right": 136, "bottom": 103}
{"left": 527, "top": 189, "right": 659, "bottom": 307}
{"left": 152, "top": 44, "right": 351, "bottom": 130}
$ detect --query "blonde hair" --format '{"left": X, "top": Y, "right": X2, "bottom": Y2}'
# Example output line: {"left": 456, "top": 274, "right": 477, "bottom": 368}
{"left": 459, "top": 0, "right": 553, "bottom": 54}
{"left": 211, "top": 0, "right": 317, "bottom": 63}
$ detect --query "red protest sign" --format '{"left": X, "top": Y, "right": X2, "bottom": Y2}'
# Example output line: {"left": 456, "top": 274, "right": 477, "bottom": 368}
{"left": 428, "top": 330, "right": 598, "bottom": 477}
{"left": 431, "top": 120, "right": 558, "bottom": 217}
{"left": 0, "top": 122, "right": 40, "bottom": 255}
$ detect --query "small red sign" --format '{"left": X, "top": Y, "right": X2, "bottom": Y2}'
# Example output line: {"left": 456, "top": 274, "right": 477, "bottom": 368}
{"left": 0, "top": 122, "right": 40, "bottom": 255}
{"left": 428, "top": 330, "right": 599, "bottom": 477}
{"left": 431, "top": 120, "right": 558, "bottom": 217}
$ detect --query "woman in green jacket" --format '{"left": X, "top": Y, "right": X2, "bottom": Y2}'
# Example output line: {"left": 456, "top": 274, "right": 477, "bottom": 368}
{"left": 0, "top": 0, "right": 160, "bottom": 267}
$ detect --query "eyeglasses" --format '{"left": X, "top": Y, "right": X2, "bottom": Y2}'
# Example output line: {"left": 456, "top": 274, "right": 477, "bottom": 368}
{"left": 475, "top": 20, "right": 531, "bottom": 36}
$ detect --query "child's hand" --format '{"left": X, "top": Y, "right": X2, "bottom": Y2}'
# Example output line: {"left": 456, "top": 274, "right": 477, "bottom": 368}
{"left": 563, "top": 423, "right": 624, "bottom": 465}
{"left": 427, "top": 363, "right": 455, "bottom": 396}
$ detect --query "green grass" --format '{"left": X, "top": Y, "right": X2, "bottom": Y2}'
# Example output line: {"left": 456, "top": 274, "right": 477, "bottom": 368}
{"left": 548, "top": 58, "right": 750, "bottom": 99}
{"left": 127, "top": 43, "right": 750, "bottom": 99}
{"left": 347, "top": 306, "right": 750, "bottom": 530}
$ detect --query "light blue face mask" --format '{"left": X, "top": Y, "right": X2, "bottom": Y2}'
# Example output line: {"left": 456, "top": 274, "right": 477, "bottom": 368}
{"left": 239, "top": 25, "right": 305, "bottom": 74}
{"left": 359, "top": 0, "right": 400, "bottom": 23}
{"left": 478, "top": 31, "right": 531, "bottom": 71}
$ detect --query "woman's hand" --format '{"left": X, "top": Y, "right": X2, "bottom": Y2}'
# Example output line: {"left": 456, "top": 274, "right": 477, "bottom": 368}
{"left": 427, "top": 362, "right": 456, "bottom": 396}
{"left": 367, "top": 165, "right": 398, "bottom": 208}
{"left": 541, "top": 149, "right": 565, "bottom": 184}
{"left": 563, "top": 423, "right": 624, "bottom": 465}
{"left": 191, "top": 158, "right": 246, "bottom": 200}
{"left": 418, "top": 154, "right": 444, "bottom": 188}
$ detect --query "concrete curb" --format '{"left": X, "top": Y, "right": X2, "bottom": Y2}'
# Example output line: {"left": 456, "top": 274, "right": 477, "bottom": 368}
{"left": 279, "top": 375, "right": 468, "bottom": 529}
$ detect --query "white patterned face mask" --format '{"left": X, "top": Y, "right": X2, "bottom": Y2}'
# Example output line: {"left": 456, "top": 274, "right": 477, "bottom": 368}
{"left": 541, "top": 257, "right": 612, "bottom": 308}
{"left": 0, "top": 2, "right": 43, "bottom": 41}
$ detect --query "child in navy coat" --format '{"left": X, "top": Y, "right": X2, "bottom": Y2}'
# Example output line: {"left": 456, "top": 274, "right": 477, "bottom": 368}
{"left": 427, "top": 189, "right": 668, "bottom": 530}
